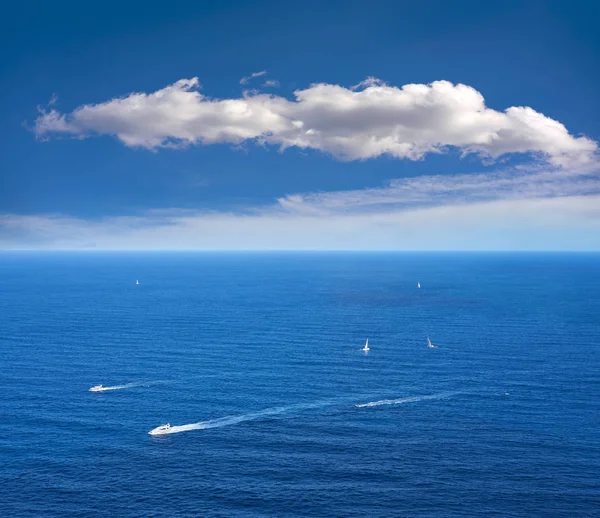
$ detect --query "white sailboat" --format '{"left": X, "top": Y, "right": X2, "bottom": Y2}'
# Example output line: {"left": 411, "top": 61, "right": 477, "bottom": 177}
{"left": 417, "top": 282, "right": 421, "bottom": 288}
{"left": 427, "top": 336, "right": 436, "bottom": 349}
{"left": 136, "top": 279, "right": 139, "bottom": 285}
{"left": 362, "top": 339, "right": 370, "bottom": 352}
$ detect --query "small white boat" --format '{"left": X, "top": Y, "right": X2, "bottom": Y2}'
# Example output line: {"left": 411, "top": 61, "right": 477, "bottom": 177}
{"left": 417, "top": 282, "right": 421, "bottom": 288}
{"left": 427, "top": 336, "right": 436, "bottom": 349}
{"left": 362, "top": 339, "right": 370, "bottom": 352}
{"left": 136, "top": 279, "right": 139, "bottom": 285}
{"left": 89, "top": 384, "right": 104, "bottom": 392}
{"left": 149, "top": 424, "right": 171, "bottom": 436}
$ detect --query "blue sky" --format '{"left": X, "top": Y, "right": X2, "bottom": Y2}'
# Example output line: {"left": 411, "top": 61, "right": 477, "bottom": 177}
{"left": 1, "top": 0, "right": 599, "bottom": 250}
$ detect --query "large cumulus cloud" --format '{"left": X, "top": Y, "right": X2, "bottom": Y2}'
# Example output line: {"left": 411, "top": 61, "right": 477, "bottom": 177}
{"left": 35, "top": 77, "right": 598, "bottom": 167}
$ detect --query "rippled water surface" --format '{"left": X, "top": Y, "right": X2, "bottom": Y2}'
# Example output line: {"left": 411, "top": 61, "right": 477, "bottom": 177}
{"left": 1, "top": 252, "right": 599, "bottom": 517}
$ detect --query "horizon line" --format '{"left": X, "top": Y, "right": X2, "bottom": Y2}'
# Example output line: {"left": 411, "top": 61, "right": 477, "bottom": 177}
{"left": 2, "top": 249, "right": 600, "bottom": 254}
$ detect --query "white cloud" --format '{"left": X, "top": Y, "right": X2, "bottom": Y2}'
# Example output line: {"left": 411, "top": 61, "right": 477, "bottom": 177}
{"left": 239, "top": 70, "right": 267, "bottom": 84}
{"left": 34, "top": 77, "right": 598, "bottom": 167}
{"left": 3, "top": 166, "right": 600, "bottom": 250}
{"left": 263, "top": 79, "right": 280, "bottom": 88}
{"left": 351, "top": 76, "right": 387, "bottom": 90}
{"left": 276, "top": 166, "right": 600, "bottom": 216}
{"left": 3, "top": 196, "right": 600, "bottom": 251}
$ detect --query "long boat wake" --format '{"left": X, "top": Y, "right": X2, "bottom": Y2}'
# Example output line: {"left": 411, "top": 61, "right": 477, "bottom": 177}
{"left": 354, "top": 391, "right": 461, "bottom": 408}
{"left": 148, "top": 391, "right": 463, "bottom": 436}
{"left": 89, "top": 381, "right": 162, "bottom": 392}
{"left": 149, "top": 399, "right": 337, "bottom": 436}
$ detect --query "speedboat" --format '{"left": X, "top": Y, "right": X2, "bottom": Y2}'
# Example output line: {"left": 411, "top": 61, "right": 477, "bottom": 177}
{"left": 148, "top": 423, "right": 171, "bottom": 436}
{"left": 89, "top": 385, "right": 104, "bottom": 392}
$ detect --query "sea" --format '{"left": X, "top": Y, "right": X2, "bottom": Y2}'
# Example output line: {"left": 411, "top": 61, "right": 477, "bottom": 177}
{"left": 1, "top": 252, "right": 599, "bottom": 517}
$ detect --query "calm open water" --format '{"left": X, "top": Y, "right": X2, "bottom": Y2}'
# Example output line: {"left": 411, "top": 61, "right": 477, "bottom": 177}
{"left": 1, "top": 252, "right": 599, "bottom": 517}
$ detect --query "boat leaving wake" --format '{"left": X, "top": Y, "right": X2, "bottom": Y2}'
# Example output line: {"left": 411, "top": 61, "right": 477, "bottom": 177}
{"left": 148, "top": 399, "right": 338, "bottom": 436}
{"left": 148, "top": 392, "right": 464, "bottom": 435}
{"left": 89, "top": 381, "right": 161, "bottom": 392}
{"left": 355, "top": 391, "right": 461, "bottom": 408}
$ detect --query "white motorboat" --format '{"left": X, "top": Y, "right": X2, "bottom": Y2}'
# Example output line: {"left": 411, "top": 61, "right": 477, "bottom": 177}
{"left": 149, "top": 424, "right": 172, "bottom": 436}
{"left": 89, "top": 385, "right": 104, "bottom": 392}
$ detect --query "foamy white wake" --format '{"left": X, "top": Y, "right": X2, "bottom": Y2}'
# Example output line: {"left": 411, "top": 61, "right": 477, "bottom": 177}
{"left": 355, "top": 391, "right": 461, "bottom": 408}
{"left": 149, "top": 392, "right": 463, "bottom": 435}
{"left": 90, "top": 381, "right": 161, "bottom": 392}
{"left": 151, "top": 399, "right": 337, "bottom": 435}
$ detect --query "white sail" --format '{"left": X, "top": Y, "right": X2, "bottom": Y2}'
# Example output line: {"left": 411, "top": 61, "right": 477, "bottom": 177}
{"left": 417, "top": 282, "right": 421, "bottom": 288}
{"left": 136, "top": 279, "right": 139, "bottom": 285}
{"left": 362, "top": 339, "right": 370, "bottom": 351}
{"left": 427, "top": 336, "right": 435, "bottom": 348}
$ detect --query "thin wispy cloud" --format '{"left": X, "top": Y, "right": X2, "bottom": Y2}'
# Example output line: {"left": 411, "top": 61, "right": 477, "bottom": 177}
{"left": 3, "top": 166, "right": 600, "bottom": 250}
{"left": 276, "top": 166, "right": 600, "bottom": 216}
{"left": 263, "top": 79, "right": 280, "bottom": 88}
{"left": 239, "top": 70, "right": 267, "bottom": 84}
{"left": 3, "top": 196, "right": 600, "bottom": 251}
{"left": 34, "top": 77, "right": 598, "bottom": 168}
{"left": 351, "top": 76, "right": 387, "bottom": 90}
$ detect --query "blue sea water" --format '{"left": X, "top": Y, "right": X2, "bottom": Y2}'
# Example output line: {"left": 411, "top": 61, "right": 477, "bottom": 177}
{"left": 1, "top": 252, "right": 599, "bottom": 517}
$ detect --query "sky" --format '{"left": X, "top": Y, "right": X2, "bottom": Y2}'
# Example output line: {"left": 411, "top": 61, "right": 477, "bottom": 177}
{"left": 1, "top": 0, "right": 599, "bottom": 250}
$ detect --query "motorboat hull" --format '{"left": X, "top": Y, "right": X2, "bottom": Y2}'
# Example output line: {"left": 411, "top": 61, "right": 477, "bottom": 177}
{"left": 149, "top": 425, "right": 171, "bottom": 436}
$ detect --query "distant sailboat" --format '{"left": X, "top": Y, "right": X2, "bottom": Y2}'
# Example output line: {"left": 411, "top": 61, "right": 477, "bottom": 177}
{"left": 417, "top": 282, "right": 421, "bottom": 288}
{"left": 136, "top": 279, "right": 139, "bottom": 285}
{"left": 362, "top": 339, "right": 370, "bottom": 352}
{"left": 427, "top": 336, "right": 436, "bottom": 349}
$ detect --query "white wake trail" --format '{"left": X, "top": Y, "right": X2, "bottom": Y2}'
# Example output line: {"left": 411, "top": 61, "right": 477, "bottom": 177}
{"left": 149, "top": 392, "right": 464, "bottom": 436}
{"left": 98, "top": 383, "right": 137, "bottom": 391}
{"left": 90, "top": 381, "right": 162, "bottom": 392}
{"left": 355, "top": 391, "right": 461, "bottom": 408}
{"left": 151, "top": 399, "right": 339, "bottom": 435}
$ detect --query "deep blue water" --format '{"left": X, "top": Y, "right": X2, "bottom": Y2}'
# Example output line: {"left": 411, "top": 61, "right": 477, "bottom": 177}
{"left": 1, "top": 252, "right": 599, "bottom": 517}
